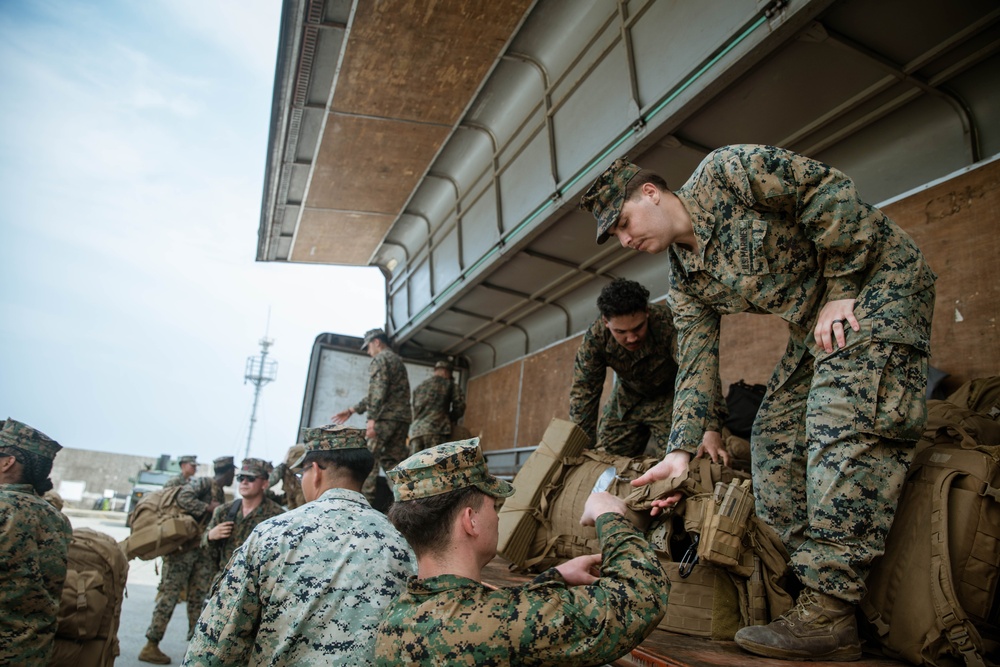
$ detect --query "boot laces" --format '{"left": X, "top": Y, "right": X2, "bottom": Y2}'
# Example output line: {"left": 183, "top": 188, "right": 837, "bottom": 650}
{"left": 783, "top": 588, "right": 822, "bottom": 622}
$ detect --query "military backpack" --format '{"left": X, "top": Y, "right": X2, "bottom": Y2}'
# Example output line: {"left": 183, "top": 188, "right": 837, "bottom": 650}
{"left": 504, "top": 446, "right": 793, "bottom": 641}
{"left": 50, "top": 527, "right": 129, "bottom": 667}
{"left": 628, "top": 457, "right": 792, "bottom": 640}
{"left": 862, "top": 381, "right": 1000, "bottom": 667}
{"left": 121, "top": 484, "right": 201, "bottom": 560}
{"left": 520, "top": 450, "right": 657, "bottom": 571}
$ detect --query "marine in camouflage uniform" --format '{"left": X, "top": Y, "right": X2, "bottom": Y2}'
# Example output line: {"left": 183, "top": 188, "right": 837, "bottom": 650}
{"left": 164, "top": 455, "right": 198, "bottom": 488}
{"left": 570, "top": 279, "right": 724, "bottom": 458}
{"left": 202, "top": 458, "right": 284, "bottom": 589}
{"left": 582, "top": 145, "right": 936, "bottom": 660}
{"left": 333, "top": 328, "right": 412, "bottom": 506}
{"left": 266, "top": 444, "right": 306, "bottom": 509}
{"left": 183, "top": 426, "right": 416, "bottom": 667}
{"left": 409, "top": 360, "right": 466, "bottom": 453}
{"left": 141, "top": 457, "right": 235, "bottom": 663}
{"left": 375, "top": 439, "right": 668, "bottom": 666}
{"left": 0, "top": 419, "right": 72, "bottom": 667}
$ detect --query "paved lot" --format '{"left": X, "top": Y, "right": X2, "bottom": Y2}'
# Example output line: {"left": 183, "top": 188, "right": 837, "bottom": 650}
{"left": 66, "top": 509, "right": 192, "bottom": 666}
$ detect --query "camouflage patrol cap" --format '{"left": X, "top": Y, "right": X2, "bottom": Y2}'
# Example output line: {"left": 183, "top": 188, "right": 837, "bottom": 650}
{"left": 388, "top": 437, "right": 514, "bottom": 502}
{"left": 290, "top": 425, "right": 368, "bottom": 470}
{"left": 239, "top": 458, "right": 271, "bottom": 479}
{"left": 361, "top": 328, "right": 387, "bottom": 349}
{"left": 0, "top": 418, "right": 62, "bottom": 461}
{"left": 178, "top": 455, "right": 198, "bottom": 465}
{"left": 434, "top": 360, "right": 453, "bottom": 371}
{"left": 579, "top": 157, "right": 642, "bottom": 245}
{"left": 213, "top": 456, "right": 236, "bottom": 472}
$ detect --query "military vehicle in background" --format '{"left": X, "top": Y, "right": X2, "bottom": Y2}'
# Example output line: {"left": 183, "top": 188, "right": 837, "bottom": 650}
{"left": 124, "top": 456, "right": 184, "bottom": 526}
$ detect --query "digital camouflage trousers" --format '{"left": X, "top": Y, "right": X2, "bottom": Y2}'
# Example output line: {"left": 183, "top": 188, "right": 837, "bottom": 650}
{"left": 593, "top": 394, "right": 673, "bottom": 459}
{"left": 752, "top": 293, "right": 933, "bottom": 604}
{"left": 363, "top": 419, "right": 410, "bottom": 504}
{"left": 145, "top": 546, "right": 213, "bottom": 642}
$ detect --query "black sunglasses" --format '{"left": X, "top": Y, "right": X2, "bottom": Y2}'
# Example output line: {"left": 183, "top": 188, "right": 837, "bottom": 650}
{"left": 237, "top": 474, "right": 262, "bottom": 483}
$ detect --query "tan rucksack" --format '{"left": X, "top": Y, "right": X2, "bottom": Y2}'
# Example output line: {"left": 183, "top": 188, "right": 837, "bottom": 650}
{"left": 121, "top": 484, "right": 201, "bottom": 560}
{"left": 520, "top": 450, "right": 658, "bottom": 571}
{"left": 50, "top": 528, "right": 129, "bottom": 667}
{"left": 861, "top": 406, "right": 1000, "bottom": 666}
{"left": 946, "top": 376, "right": 1000, "bottom": 419}
{"left": 628, "top": 457, "right": 792, "bottom": 640}
{"left": 917, "top": 399, "right": 1000, "bottom": 457}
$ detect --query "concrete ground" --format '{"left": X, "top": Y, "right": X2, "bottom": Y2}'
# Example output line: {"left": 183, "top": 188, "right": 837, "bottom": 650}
{"left": 65, "top": 509, "right": 193, "bottom": 666}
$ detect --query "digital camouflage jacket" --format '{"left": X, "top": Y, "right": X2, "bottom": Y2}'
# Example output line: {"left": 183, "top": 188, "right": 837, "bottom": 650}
{"left": 177, "top": 476, "right": 226, "bottom": 520}
{"left": 665, "top": 144, "right": 936, "bottom": 453}
{"left": 354, "top": 349, "right": 412, "bottom": 424}
{"left": 570, "top": 302, "right": 722, "bottom": 445}
{"left": 0, "top": 483, "right": 72, "bottom": 666}
{"left": 184, "top": 488, "right": 416, "bottom": 667}
{"left": 409, "top": 375, "right": 466, "bottom": 438}
{"left": 374, "top": 513, "right": 668, "bottom": 666}
{"left": 202, "top": 495, "right": 285, "bottom": 578}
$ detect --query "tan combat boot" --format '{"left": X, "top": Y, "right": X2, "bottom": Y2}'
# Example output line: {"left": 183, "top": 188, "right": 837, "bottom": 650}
{"left": 734, "top": 588, "right": 862, "bottom": 661}
{"left": 138, "top": 640, "right": 171, "bottom": 664}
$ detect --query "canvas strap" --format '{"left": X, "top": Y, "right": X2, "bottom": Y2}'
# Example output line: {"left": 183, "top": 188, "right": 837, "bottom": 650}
{"left": 928, "top": 467, "right": 986, "bottom": 667}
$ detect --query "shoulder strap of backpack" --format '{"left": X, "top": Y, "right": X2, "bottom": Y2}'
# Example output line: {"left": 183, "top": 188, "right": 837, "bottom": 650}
{"left": 219, "top": 499, "right": 244, "bottom": 552}
{"left": 227, "top": 498, "right": 243, "bottom": 523}
{"left": 928, "top": 466, "right": 986, "bottom": 667}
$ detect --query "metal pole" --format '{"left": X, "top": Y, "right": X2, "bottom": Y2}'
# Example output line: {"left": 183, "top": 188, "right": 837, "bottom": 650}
{"left": 244, "top": 337, "right": 276, "bottom": 461}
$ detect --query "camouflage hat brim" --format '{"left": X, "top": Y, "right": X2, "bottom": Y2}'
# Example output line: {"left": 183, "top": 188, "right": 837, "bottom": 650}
{"left": 361, "top": 328, "right": 386, "bottom": 349}
{"left": 388, "top": 437, "right": 515, "bottom": 502}
{"left": 579, "top": 158, "right": 642, "bottom": 245}
{"left": 595, "top": 199, "right": 623, "bottom": 245}
{"left": 474, "top": 475, "right": 515, "bottom": 500}
{"left": 239, "top": 458, "right": 271, "bottom": 478}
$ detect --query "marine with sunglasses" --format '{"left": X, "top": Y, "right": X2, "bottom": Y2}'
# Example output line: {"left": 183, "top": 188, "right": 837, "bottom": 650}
{"left": 201, "top": 458, "right": 285, "bottom": 591}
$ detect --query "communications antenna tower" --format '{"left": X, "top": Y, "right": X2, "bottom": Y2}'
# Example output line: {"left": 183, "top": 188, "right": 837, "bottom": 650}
{"left": 244, "top": 326, "right": 278, "bottom": 461}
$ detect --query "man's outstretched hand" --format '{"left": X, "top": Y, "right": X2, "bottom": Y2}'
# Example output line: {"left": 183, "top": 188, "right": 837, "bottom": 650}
{"left": 630, "top": 450, "right": 692, "bottom": 516}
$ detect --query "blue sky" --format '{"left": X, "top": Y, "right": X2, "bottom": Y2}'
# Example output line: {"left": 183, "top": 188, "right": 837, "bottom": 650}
{"left": 0, "top": 0, "right": 386, "bottom": 465}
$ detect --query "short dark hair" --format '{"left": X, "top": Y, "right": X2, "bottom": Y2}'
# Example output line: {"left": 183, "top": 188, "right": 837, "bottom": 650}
{"left": 597, "top": 278, "right": 650, "bottom": 319}
{"left": 304, "top": 448, "right": 374, "bottom": 487}
{"left": 388, "top": 487, "right": 485, "bottom": 556}
{"left": 624, "top": 169, "right": 668, "bottom": 201}
{"left": 0, "top": 446, "right": 55, "bottom": 495}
